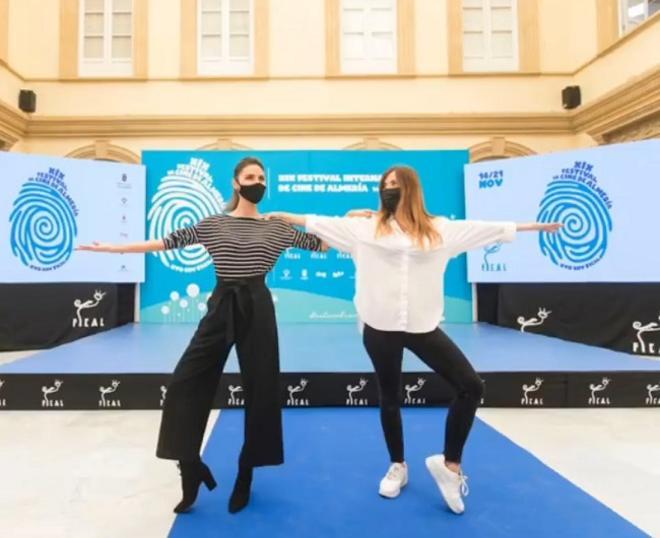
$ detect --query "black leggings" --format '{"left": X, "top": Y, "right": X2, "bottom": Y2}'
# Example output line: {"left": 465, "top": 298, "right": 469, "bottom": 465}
{"left": 362, "top": 324, "right": 484, "bottom": 464}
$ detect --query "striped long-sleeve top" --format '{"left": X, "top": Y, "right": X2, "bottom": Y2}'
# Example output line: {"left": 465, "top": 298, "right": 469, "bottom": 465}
{"left": 163, "top": 214, "right": 323, "bottom": 279}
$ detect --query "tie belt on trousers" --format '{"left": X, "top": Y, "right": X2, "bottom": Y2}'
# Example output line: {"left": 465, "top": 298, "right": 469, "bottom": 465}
{"left": 213, "top": 275, "right": 267, "bottom": 343}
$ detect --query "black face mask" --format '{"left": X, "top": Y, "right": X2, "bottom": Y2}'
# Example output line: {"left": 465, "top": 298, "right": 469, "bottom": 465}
{"left": 381, "top": 188, "right": 401, "bottom": 213}
{"left": 238, "top": 182, "right": 266, "bottom": 204}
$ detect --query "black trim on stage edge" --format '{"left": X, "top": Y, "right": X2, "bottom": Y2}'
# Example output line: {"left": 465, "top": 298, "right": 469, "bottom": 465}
{"left": 1, "top": 371, "right": 659, "bottom": 410}
{"left": 0, "top": 283, "right": 135, "bottom": 351}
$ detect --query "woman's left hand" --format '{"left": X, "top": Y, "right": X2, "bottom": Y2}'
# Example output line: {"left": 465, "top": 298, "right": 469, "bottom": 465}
{"left": 539, "top": 222, "right": 563, "bottom": 233}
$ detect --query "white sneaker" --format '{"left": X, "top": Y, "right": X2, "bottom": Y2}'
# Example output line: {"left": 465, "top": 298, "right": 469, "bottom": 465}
{"left": 378, "top": 462, "right": 408, "bottom": 498}
{"left": 425, "top": 454, "right": 469, "bottom": 514}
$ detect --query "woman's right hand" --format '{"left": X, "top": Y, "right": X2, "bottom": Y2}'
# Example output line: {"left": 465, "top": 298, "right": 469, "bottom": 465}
{"left": 265, "top": 212, "right": 307, "bottom": 227}
{"left": 76, "top": 241, "right": 121, "bottom": 253}
{"left": 265, "top": 212, "right": 292, "bottom": 221}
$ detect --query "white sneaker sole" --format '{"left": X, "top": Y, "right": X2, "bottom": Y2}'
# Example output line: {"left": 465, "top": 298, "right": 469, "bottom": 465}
{"left": 425, "top": 456, "right": 465, "bottom": 514}
{"left": 378, "top": 476, "right": 408, "bottom": 499}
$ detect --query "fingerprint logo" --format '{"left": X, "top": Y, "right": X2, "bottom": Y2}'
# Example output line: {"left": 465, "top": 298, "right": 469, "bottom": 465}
{"left": 9, "top": 168, "right": 78, "bottom": 271}
{"left": 537, "top": 164, "right": 612, "bottom": 271}
{"left": 148, "top": 158, "right": 224, "bottom": 273}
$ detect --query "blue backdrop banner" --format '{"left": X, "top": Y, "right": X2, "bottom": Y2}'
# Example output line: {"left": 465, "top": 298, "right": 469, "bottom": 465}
{"left": 0, "top": 152, "right": 145, "bottom": 283}
{"left": 465, "top": 140, "right": 660, "bottom": 283}
{"left": 140, "top": 150, "right": 471, "bottom": 323}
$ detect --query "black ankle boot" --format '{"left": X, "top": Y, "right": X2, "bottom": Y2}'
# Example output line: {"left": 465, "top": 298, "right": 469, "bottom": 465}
{"left": 173, "top": 459, "right": 217, "bottom": 514}
{"left": 228, "top": 466, "right": 253, "bottom": 514}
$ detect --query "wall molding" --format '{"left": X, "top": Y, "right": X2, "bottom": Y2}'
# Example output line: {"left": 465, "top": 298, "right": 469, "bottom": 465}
{"left": 197, "top": 138, "right": 252, "bottom": 150}
{"left": 0, "top": 99, "right": 27, "bottom": 148}
{"left": 65, "top": 140, "right": 140, "bottom": 163}
{"left": 344, "top": 137, "right": 401, "bottom": 150}
{"left": 601, "top": 113, "right": 660, "bottom": 144}
{"left": 0, "top": 59, "right": 26, "bottom": 81}
{"left": 469, "top": 136, "right": 536, "bottom": 162}
{"left": 573, "top": 66, "right": 660, "bottom": 142}
{"left": 23, "top": 112, "right": 573, "bottom": 138}
{"left": 3, "top": 67, "right": 658, "bottom": 144}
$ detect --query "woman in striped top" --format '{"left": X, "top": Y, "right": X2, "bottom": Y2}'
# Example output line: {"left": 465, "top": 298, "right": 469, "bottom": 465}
{"left": 269, "top": 165, "right": 561, "bottom": 515}
{"left": 78, "top": 157, "right": 324, "bottom": 514}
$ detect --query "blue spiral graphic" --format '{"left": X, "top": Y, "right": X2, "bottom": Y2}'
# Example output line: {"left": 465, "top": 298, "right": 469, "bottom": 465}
{"left": 148, "top": 159, "right": 224, "bottom": 272}
{"left": 9, "top": 179, "right": 78, "bottom": 270}
{"left": 537, "top": 179, "right": 612, "bottom": 269}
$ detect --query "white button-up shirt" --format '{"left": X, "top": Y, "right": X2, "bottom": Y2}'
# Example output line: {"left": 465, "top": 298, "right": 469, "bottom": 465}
{"left": 306, "top": 216, "right": 516, "bottom": 333}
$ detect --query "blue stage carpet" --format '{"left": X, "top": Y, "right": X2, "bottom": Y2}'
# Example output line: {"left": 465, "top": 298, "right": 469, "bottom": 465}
{"left": 168, "top": 408, "right": 644, "bottom": 538}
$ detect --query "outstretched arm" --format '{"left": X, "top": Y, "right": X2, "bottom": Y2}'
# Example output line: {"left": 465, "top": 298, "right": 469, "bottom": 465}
{"left": 288, "top": 227, "right": 327, "bottom": 252}
{"left": 268, "top": 212, "right": 361, "bottom": 254}
{"left": 268, "top": 213, "right": 329, "bottom": 251}
{"left": 77, "top": 223, "right": 203, "bottom": 254}
{"left": 517, "top": 222, "right": 562, "bottom": 233}
{"left": 269, "top": 212, "right": 307, "bottom": 227}
{"left": 76, "top": 239, "right": 166, "bottom": 253}
{"left": 442, "top": 219, "right": 562, "bottom": 257}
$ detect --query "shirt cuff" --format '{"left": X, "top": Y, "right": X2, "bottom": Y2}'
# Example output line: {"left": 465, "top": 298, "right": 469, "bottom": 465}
{"left": 162, "top": 236, "right": 175, "bottom": 250}
{"left": 501, "top": 222, "right": 517, "bottom": 243}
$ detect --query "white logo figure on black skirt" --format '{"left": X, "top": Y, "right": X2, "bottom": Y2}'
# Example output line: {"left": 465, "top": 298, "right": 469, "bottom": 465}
{"left": 228, "top": 385, "right": 244, "bottom": 407}
{"left": 41, "top": 379, "right": 64, "bottom": 408}
{"left": 517, "top": 308, "right": 551, "bottom": 333}
{"left": 404, "top": 378, "right": 427, "bottom": 405}
{"left": 159, "top": 385, "right": 167, "bottom": 407}
{"left": 645, "top": 383, "right": 660, "bottom": 406}
{"left": 287, "top": 379, "right": 310, "bottom": 407}
{"left": 0, "top": 379, "right": 6, "bottom": 408}
{"left": 72, "top": 290, "right": 106, "bottom": 328}
{"left": 521, "top": 378, "right": 544, "bottom": 406}
{"left": 632, "top": 317, "right": 660, "bottom": 355}
{"left": 99, "top": 380, "right": 121, "bottom": 408}
{"left": 588, "top": 377, "right": 611, "bottom": 406}
{"left": 346, "top": 378, "right": 368, "bottom": 406}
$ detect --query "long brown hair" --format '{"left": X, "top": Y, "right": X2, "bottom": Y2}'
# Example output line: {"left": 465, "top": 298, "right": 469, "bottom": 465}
{"left": 224, "top": 156, "right": 265, "bottom": 211}
{"left": 376, "top": 165, "right": 441, "bottom": 249}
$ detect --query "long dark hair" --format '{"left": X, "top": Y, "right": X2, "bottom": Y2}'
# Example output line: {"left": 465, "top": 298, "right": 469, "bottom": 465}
{"left": 225, "top": 156, "right": 265, "bottom": 211}
{"left": 376, "top": 165, "right": 441, "bottom": 249}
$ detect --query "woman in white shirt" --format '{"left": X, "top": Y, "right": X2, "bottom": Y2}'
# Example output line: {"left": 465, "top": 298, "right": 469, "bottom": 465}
{"left": 270, "top": 165, "right": 561, "bottom": 515}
